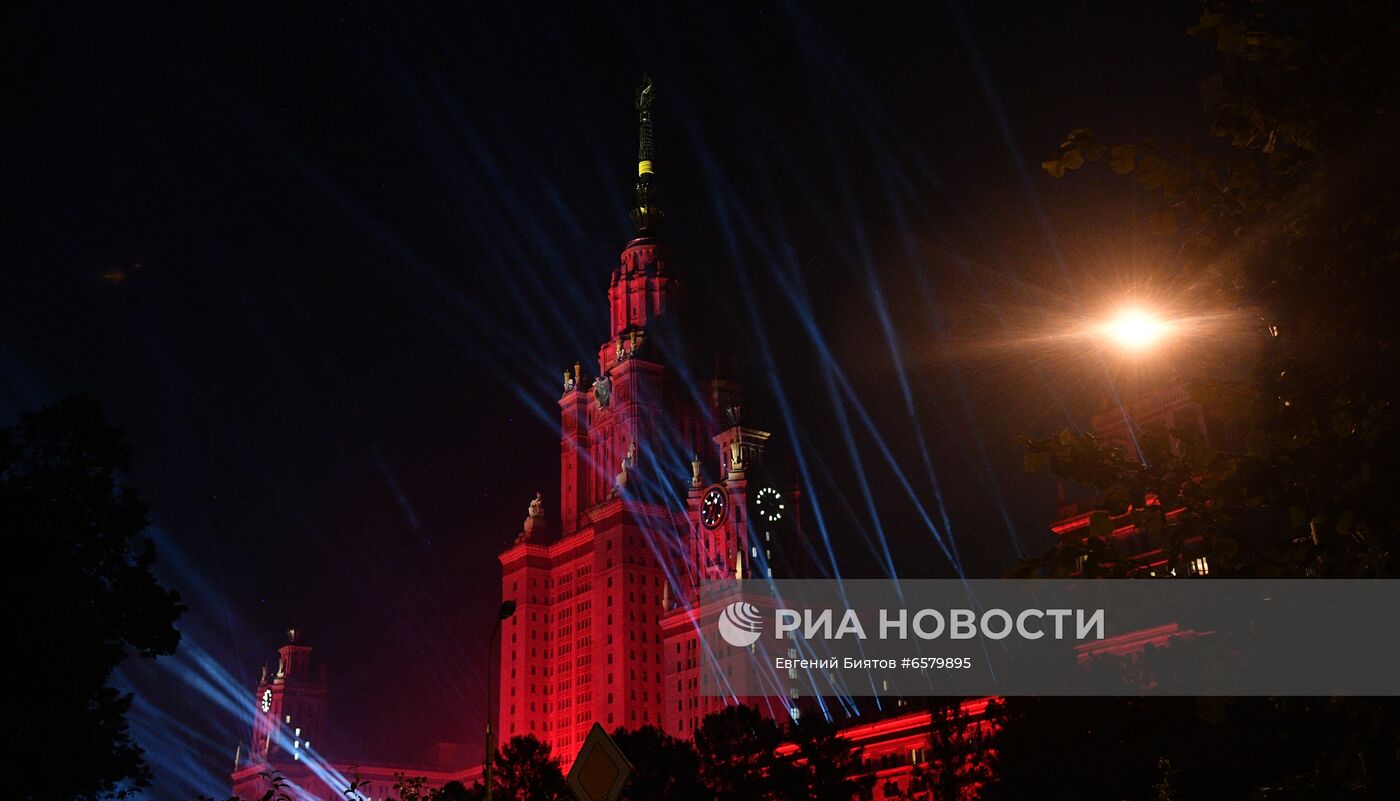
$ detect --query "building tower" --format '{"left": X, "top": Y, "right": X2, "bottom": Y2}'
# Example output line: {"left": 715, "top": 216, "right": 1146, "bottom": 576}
{"left": 232, "top": 629, "right": 329, "bottom": 798}
{"left": 497, "top": 75, "right": 806, "bottom": 762}
{"left": 250, "top": 629, "right": 326, "bottom": 764}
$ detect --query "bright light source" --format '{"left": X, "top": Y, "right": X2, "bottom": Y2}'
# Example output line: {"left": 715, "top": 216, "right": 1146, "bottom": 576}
{"left": 1100, "top": 307, "right": 1170, "bottom": 351}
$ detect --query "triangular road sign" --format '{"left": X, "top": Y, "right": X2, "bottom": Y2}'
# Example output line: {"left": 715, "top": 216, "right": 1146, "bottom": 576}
{"left": 565, "top": 723, "right": 633, "bottom": 801}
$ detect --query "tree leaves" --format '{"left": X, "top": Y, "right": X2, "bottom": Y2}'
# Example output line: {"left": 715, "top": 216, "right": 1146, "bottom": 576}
{"left": 1088, "top": 510, "right": 1114, "bottom": 540}
{"left": 612, "top": 726, "right": 706, "bottom": 801}
{"left": 4, "top": 397, "right": 184, "bottom": 801}
{"left": 1023, "top": 1, "right": 1400, "bottom": 582}
{"left": 1150, "top": 208, "right": 1178, "bottom": 235}
{"left": 1134, "top": 154, "right": 1167, "bottom": 187}
{"left": 493, "top": 736, "right": 568, "bottom": 801}
{"left": 1108, "top": 145, "right": 1136, "bottom": 174}
{"left": 1041, "top": 128, "right": 1098, "bottom": 178}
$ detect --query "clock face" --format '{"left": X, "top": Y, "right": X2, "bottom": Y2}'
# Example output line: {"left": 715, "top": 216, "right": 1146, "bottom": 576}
{"left": 261, "top": 689, "right": 273, "bottom": 713}
{"left": 700, "top": 486, "right": 727, "bottom": 529}
{"left": 754, "top": 486, "right": 784, "bottom": 523}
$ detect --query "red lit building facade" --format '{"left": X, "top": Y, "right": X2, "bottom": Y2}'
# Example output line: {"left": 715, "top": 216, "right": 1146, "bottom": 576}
{"left": 234, "top": 77, "right": 849, "bottom": 801}
{"left": 497, "top": 75, "right": 809, "bottom": 755}
{"left": 233, "top": 78, "right": 1220, "bottom": 801}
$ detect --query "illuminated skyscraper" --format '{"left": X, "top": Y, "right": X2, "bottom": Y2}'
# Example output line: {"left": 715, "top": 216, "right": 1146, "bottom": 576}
{"left": 234, "top": 78, "right": 969, "bottom": 801}
{"left": 497, "top": 75, "right": 806, "bottom": 758}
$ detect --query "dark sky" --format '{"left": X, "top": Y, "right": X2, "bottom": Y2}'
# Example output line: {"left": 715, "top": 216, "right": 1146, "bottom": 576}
{"left": 7, "top": 2, "right": 1216, "bottom": 797}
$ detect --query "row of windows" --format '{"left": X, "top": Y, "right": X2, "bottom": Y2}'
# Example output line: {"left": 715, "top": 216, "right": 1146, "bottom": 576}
{"left": 509, "top": 564, "right": 593, "bottom": 593}
{"left": 510, "top": 568, "right": 662, "bottom": 597}
{"left": 513, "top": 659, "right": 662, "bottom": 696}
{"left": 510, "top": 652, "right": 596, "bottom": 683}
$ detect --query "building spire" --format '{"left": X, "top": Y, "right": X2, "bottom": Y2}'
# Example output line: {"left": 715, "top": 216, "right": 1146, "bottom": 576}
{"left": 630, "top": 74, "right": 663, "bottom": 232}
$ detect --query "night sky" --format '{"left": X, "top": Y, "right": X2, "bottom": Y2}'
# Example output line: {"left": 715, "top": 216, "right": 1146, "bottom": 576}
{"left": 8, "top": 2, "right": 1215, "bottom": 797}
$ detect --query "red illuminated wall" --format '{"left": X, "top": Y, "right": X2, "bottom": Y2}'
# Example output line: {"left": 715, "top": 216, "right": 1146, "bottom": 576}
{"left": 498, "top": 220, "right": 811, "bottom": 758}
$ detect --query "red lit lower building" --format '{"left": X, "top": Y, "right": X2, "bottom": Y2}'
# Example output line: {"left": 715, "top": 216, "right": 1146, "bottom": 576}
{"left": 1051, "top": 380, "right": 1232, "bottom": 578}
{"left": 230, "top": 621, "right": 984, "bottom": 801}
{"left": 231, "top": 631, "right": 484, "bottom": 801}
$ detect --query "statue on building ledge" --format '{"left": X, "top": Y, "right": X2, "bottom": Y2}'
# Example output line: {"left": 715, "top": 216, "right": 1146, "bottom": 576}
{"left": 516, "top": 491, "right": 547, "bottom": 544}
{"left": 594, "top": 372, "right": 612, "bottom": 408}
{"left": 614, "top": 440, "right": 637, "bottom": 496}
{"left": 616, "top": 330, "right": 644, "bottom": 364}
{"left": 563, "top": 363, "right": 582, "bottom": 396}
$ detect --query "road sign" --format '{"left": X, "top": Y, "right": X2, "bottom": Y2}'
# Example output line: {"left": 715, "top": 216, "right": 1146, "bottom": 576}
{"left": 565, "top": 723, "right": 632, "bottom": 801}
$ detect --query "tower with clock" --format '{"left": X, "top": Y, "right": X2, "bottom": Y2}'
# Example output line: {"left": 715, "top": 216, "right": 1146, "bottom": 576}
{"left": 660, "top": 409, "right": 809, "bottom": 737}
{"left": 496, "top": 76, "right": 808, "bottom": 759}
{"left": 249, "top": 629, "right": 327, "bottom": 768}
{"left": 691, "top": 414, "right": 804, "bottom": 583}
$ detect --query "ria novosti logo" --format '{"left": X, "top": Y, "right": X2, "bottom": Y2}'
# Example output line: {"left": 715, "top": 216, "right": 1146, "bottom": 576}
{"left": 717, "top": 601, "right": 764, "bottom": 647}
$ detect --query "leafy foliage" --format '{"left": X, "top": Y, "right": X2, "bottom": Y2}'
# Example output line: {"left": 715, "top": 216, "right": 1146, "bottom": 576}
{"left": 693, "top": 704, "right": 789, "bottom": 801}
{"left": 984, "top": 697, "right": 1205, "bottom": 801}
{"left": 610, "top": 725, "right": 705, "bottom": 801}
{"left": 785, "top": 712, "right": 874, "bottom": 801}
{"left": 427, "top": 780, "right": 476, "bottom": 801}
{"left": 364, "top": 773, "right": 479, "bottom": 801}
{"left": 1016, "top": 2, "right": 1400, "bottom": 797}
{"left": 885, "top": 700, "right": 997, "bottom": 801}
{"left": 3, "top": 396, "right": 185, "bottom": 800}
{"left": 492, "top": 735, "right": 568, "bottom": 801}
{"left": 691, "top": 704, "right": 876, "bottom": 801}
{"left": 1026, "top": 0, "right": 1400, "bottom": 579}
{"left": 209, "top": 708, "right": 1011, "bottom": 801}
{"left": 983, "top": 696, "right": 1400, "bottom": 801}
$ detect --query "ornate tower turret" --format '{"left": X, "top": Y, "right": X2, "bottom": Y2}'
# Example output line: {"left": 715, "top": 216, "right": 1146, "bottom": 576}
{"left": 607, "top": 75, "right": 682, "bottom": 348}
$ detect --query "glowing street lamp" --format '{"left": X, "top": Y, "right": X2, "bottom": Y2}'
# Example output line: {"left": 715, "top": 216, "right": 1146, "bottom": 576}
{"left": 1099, "top": 306, "right": 1172, "bottom": 352}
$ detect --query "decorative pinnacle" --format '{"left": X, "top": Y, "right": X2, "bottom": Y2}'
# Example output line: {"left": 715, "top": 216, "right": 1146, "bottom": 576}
{"left": 630, "top": 74, "right": 663, "bottom": 231}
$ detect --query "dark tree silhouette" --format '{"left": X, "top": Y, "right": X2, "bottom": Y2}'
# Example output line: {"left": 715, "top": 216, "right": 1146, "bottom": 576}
{"left": 984, "top": 696, "right": 1400, "bottom": 801}
{"left": 981, "top": 697, "right": 1198, "bottom": 801}
{"left": 886, "top": 699, "right": 996, "bottom": 801}
{"left": 610, "top": 725, "right": 705, "bottom": 801}
{"left": 783, "top": 712, "right": 874, "bottom": 801}
{"left": 3, "top": 396, "right": 184, "bottom": 800}
{"left": 1023, "top": 3, "right": 1400, "bottom": 793}
{"left": 1025, "top": 2, "right": 1400, "bottom": 581}
{"left": 693, "top": 705, "right": 786, "bottom": 801}
{"left": 492, "top": 735, "right": 567, "bottom": 801}
{"left": 429, "top": 780, "right": 476, "bottom": 801}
